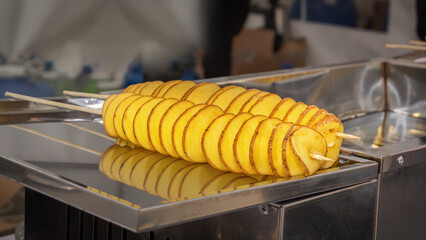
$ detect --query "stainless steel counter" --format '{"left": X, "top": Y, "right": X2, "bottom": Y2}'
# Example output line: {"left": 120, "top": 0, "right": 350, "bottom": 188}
{"left": 0, "top": 116, "right": 377, "bottom": 232}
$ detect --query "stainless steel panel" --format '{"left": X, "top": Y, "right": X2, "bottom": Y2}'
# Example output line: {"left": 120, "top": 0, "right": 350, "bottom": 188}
{"left": 376, "top": 161, "right": 426, "bottom": 240}
{"left": 149, "top": 205, "right": 280, "bottom": 240}
{"left": 281, "top": 180, "right": 377, "bottom": 240}
{"left": 387, "top": 61, "right": 426, "bottom": 118}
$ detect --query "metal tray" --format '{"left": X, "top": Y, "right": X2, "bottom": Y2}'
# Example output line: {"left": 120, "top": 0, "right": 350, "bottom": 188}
{"left": 0, "top": 103, "right": 377, "bottom": 232}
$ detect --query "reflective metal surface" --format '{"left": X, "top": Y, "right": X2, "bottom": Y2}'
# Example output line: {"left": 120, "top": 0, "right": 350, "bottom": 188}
{"left": 0, "top": 98, "right": 99, "bottom": 124}
{"left": 0, "top": 119, "right": 377, "bottom": 232}
{"left": 376, "top": 161, "right": 426, "bottom": 240}
{"left": 281, "top": 180, "right": 377, "bottom": 240}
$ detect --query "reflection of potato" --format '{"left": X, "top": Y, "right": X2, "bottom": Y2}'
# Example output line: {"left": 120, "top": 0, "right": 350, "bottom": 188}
{"left": 100, "top": 144, "right": 260, "bottom": 201}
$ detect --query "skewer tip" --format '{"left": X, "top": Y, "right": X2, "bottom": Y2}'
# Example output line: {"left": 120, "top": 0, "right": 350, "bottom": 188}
{"left": 336, "top": 132, "right": 360, "bottom": 140}
{"left": 309, "top": 154, "right": 335, "bottom": 162}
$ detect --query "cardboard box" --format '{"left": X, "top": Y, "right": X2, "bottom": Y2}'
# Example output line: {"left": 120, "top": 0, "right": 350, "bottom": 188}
{"left": 0, "top": 176, "right": 21, "bottom": 208}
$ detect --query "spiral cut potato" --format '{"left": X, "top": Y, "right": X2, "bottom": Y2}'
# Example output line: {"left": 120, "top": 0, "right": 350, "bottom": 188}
{"left": 100, "top": 143, "right": 276, "bottom": 201}
{"left": 122, "top": 80, "right": 343, "bottom": 169}
{"left": 103, "top": 92, "right": 331, "bottom": 177}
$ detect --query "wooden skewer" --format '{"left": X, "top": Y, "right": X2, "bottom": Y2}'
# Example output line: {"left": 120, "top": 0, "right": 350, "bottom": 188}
{"left": 9, "top": 125, "right": 102, "bottom": 156}
{"left": 336, "top": 132, "right": 360, "bottom": 140}
{"left": 63, "top": 123, "right": 114, "bottom": 141}
{"left": 63, "top": 90, "right": 109, "bottom": 99}
{"left": 6, "top": 92, "right": 361, "bottom": 140}
{"left": 409, "top": 40, "right": 426, "bottom": 46}
{"left": 309, "top": 154, "right": 334, "bottom": 162}
{"left": 385, "top": 44, "right": 426, "bottom": 51}
{"left": 5, "top": 92, "right": 102, "bottom": 115}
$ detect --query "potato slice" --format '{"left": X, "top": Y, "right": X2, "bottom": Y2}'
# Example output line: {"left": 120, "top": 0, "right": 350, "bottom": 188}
{"left": 122, "top": 96, "right": 153, "bottom": 145}
{"left": 151, "top": 82, "right": 169, "bottom": 97}
{"left": 218, "top": 112, "right": 253, "bottom": 173}
{"left": 162, "top": 81, "right": 196, "bottom": 100}
{"left": 306, "top": 109, "right": 328, "bottom": 127}
{"left": 270, "top": 98, "right": 296, "bottom": 120}
{"left": 155, "top": 160, "right": 194, "bottom": 198}
{"left": 114, "top": 95, "right": 141, "bottom": 140}
{"left": 159, "top": 101, "right": 195, "bottom": 158}
{"left": 290, "top": 126, "right": 327, "bottom": 175}
{"left": 133, "top": 82, "right": 149, "bottom": 94}
{"left": 123, "top": 84, "right": 139, "bottom": 93}
{"left": 250, "top": 118, "right": 282, "bottom": 175}
{"left": 220, "top": 176, "right": 259, "bottom": 191}
{"left": 134, "top": 98, "right": 165, "bottom": 150}
{"left": 143, "top": 157, "right": 177, "bottom": 195}
{"left": 168, "top": 164, "right": 201, "bottom": 200}
{"left": 99, "top": 144, "right": 118, "bottom": 174}
{"left": 148, "top": 98, "right": 180, "bottom": 155}
{"left": 154, "top": 80, "right": 182, "bottom": 97}
{"left": 284, "top": 126, "right": 308, "bottom": 176}
{"left": 139, "top": 81, "right": 164, "bottom": 96}
{"left": 202, "top": 113, "right": 234, "bottom": 171}
{"left": 296, "top": 105, "right": 319, "bottom": 125}
{"left": 104, "top": 93, "right": 134, "bottom": 137}
{"left": 282, "top": 102, "right": 308, "bottom": 123}
{"left": 102, "top": 94, "right": 116, "bottom": 120}
{"left": 182, "top": 82, "right": 221, "bottom": 104}
{"left": 269, "top": 123, "right": 293, "bottom": 177}
{"left": 100, "top": 145, "right": 131, "bottom": 179}
{"left": 312, "top": 114, "right": 344, "bottom": 169}
{"left": 206, "top": 85, "right": 236, "bottom": 105}
{"left": 183, "top": 105, "right": 224, "bottom": 163}
{"left": 234, "top": 115, "right": 268, "bottom": 174}
{"left": 110, "top": 148, "right": 143, "bottom": 181}
{"left": 177, "top": 164, "right": 224, "bottom": 200}
{"left": 200, "top": 172, "right": 257, "bottom": 195}
{"left": 248, "top": 93, "right": 282, "bottom": 116}
{"left": 130, "top": 153, "right": 170, "bottom": 189}
{"left": 210, "top": 86, "right": 246, "bottom": 111}
{"left": 225, "top": 89, "right": 261, "bottom": 114}
{"left": 239, "top": 91, "right": 269, "bottom": 113}
{"left": 119, "top": 150, "right": 156, "bottom": 186}
{"left": 172, "top": 104, "right": 207, "bottom": 160}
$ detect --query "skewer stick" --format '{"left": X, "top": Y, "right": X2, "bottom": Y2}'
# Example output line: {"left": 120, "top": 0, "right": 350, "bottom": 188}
{"left": 409, "top": 40, "right": 426, "bottom": 46}
{"left": 5, "top": 92, "right": 102, "bottom": 115}
{"left": 336, "top": 132, "right": 360, "bottom": 140}
{"left": 309, "top": 154, "right": 334, "bottom": 162}
{"left": 9, "top": 125, "right": 102, "bottom": 156}
{"left": 63, "top": 123, "right": 114, "bottom": 141}
{"left": 63, "top": 90, "right": 109, "bottom": 99}
{"left": 385, "top": 44, "right": 426, "bottom": 51}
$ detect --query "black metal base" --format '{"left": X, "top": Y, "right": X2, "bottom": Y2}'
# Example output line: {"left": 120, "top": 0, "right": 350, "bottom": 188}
{"left": 25, "top": 188, "right": 148, "bottom": 240}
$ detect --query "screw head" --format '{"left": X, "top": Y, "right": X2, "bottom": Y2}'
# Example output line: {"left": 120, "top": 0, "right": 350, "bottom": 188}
{"left": 397, "top": 156, "right": 404, "bottom": 166}
{"left": 261, "top": 204, "right": 269, "bottom": 215}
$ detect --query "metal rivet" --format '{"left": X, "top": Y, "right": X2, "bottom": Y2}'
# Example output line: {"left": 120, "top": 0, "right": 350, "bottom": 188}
{"left": 397, "top": 156, "right": 404, "bottom": 166}
{"left": 261, "top": 204, "right": 269, "bottom": 215}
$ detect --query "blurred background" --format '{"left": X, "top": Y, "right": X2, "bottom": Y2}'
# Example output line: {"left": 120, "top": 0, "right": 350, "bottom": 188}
{"left": 0, "top": 0, "right": 424, "bottom": 237}
{"left": 0, "top": 0, "right": 419, "bottom": 97}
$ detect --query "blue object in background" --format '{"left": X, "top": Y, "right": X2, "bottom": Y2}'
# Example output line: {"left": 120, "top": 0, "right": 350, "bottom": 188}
{"left": 123, "top": 60, "right": 144, "bottom": 88}
{"left": 291, "top": 0, "right": 357, "bottom": 28}
{"left": 181, "top": 68, "right": 199, "bottom": 81}
{"left": 281, "top": 62, "right": 294, "bottom": 69}
{"left": 0, "top": 76, "right": 55, "bottom": 98}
